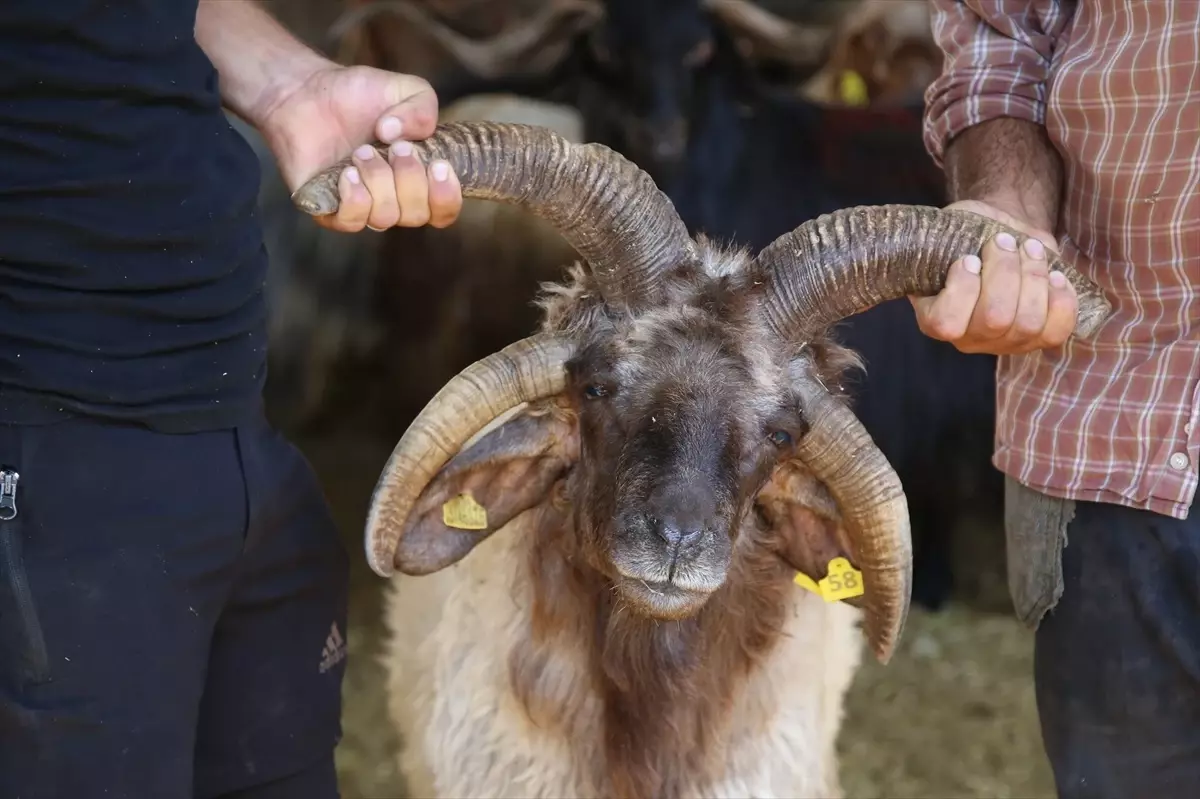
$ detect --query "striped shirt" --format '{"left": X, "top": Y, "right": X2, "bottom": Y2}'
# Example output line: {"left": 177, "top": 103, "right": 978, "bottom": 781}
{"left": 922, "top": 0, "right": 1199, "bottom": 520}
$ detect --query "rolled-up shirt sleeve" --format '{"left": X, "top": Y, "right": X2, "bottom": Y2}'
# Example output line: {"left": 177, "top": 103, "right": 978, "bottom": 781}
{"left": 923, "top": 0, "right": 1073, "bottom": 167}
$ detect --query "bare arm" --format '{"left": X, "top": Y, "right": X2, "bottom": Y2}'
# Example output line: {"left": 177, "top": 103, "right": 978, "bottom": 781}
{"left": 923, "top": 0, "right": 1073, "bottom": 232}
{"left": 913, "top": 0, "right": 1078, "bottom": 354}
{"left": 192, "top": 0, "right": 464, "bottom": 234}
{"left": 943, "top": 116, "right": 1063, "bottom": 235}
{"left": 194, "top": 0, "right": 331, "bottom": 132}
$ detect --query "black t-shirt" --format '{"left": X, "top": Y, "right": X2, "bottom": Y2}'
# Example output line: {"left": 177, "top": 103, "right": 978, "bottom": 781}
{"left": 0, "top": 0, "right": 270, "bottom": 433}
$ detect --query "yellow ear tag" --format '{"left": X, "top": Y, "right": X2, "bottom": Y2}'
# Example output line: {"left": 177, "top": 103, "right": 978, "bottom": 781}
{"left": 442, "top": 493, "right": 488, "bottom": 531}
{"left": 793, "top": 557, "right": 865, "bottom": 603}
{"left": 838, "top": 70, "right": 870, "bottom": 107}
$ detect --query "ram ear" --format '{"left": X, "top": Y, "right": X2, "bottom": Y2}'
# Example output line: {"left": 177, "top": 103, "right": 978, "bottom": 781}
{"left": 394, "top": 397, "right": 580, "bottom": 574}
{"left": 754, "top": 459, "right": 866, "bottom": 610}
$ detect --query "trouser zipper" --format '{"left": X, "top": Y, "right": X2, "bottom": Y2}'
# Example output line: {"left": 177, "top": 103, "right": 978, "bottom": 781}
{"left": 0, "top": 469, "right": 17, "bottom": 520}
{"left": 1, "top": 467, "right": 49, "bottom": 683}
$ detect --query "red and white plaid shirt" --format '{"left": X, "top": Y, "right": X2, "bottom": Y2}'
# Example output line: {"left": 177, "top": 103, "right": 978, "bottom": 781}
{"left": 923, "top": 0, "right": 1199, "bottom": 520}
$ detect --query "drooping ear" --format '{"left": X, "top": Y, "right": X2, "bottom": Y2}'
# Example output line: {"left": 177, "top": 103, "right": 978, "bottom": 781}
{"left": 395, "top": 398, "right": 580, "bottom": 574}
{"left": 754, "top": 459, "right": 866, "bottom": 609}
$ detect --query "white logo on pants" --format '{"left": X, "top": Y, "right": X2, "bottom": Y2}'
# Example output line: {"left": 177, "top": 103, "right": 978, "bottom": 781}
{"left": 319, "top": 622, "right": 347, "bottom": 674}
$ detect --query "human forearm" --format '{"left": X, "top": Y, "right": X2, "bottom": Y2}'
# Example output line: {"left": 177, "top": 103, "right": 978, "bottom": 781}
{"left": 195, "top": 0, "right": 331, "bottom": 131}
{"left": 922, "top": 1, "right": 1073, "bottom": 232}
{"left": 943, "top": 117, "right": 1063, "bottom": 234}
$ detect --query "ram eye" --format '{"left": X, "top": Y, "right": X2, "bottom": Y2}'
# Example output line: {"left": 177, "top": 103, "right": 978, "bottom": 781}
{"left": 768, "top": 429, "right": 792, "bottom": 448}
{"left": 584, "top": 384, "right": 609, "bottom": 399}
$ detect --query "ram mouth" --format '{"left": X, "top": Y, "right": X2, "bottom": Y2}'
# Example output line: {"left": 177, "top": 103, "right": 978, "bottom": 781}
{"left": 614, "top": 574, "right": 714, "bottom": 619}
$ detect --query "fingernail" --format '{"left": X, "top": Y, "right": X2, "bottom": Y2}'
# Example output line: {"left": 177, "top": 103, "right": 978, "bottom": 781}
{"left": 963, "top": 254, "right": 982, "bottom": 274}
{"left": 390, "top": 140, "right": 413, "bottom": 159}
{"left": 995, "top": 232, "right": 1018, "bottom": 251}
{"left": 345, "top": 167, "right": 361, "bottom": 185}
{"left": 354, "top": 144, "right": 375, "bottom": 160}
{"left": 1023, "top": 237, "right": 1045, "bottom": 259}
{"left": 1049, "top": 270, "right": 1067, "bottom": 288}
{"left": 431, "top": 161, "right": 449, "bottom": 182}
{"left": 380, "top": 116, "right": 403, "bottom": 141}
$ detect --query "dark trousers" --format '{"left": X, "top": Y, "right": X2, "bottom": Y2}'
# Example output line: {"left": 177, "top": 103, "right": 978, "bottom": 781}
{"left": 0, "top": 412, "right": 349, "bottom": 799}
{"left": 1035, "top": 496, "right": 1200, "bottom": 797}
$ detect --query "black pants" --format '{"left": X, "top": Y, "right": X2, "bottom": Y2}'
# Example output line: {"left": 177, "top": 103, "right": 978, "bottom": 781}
{"left": 0, "top": 412, "right": 349, "bottom": 799}
{"left": 1036, "top": 496, "right": 1200, "bottom": 797}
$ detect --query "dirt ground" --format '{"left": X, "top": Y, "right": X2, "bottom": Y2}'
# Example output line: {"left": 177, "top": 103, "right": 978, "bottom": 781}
{"left": 293, "top": 427, "right": 1056, "bottom": 799}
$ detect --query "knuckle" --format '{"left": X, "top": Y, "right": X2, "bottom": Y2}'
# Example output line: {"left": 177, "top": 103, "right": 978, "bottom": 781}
{"left": 370, "top": 207, "right": 401, "bottom": 229}
{"left": 401, "top": 205, "right": 431, "bottom": 227}
{"left": 924, "top": 317, "right": 957, "bottom": 341}
{"left": 1010, "top": 314, "right": 1043, "bottom": 340}
{"left": 342, "top": 197, "right": 368, "bottom": 220}
{"left": 431, "top": 207, "right": 460, "bottom": 228}
{"left": 1046, "top": 309, "right": 1077, "bottom": 345}
{"left": 954, "top": 336, "right": 988, "bottom": 355}
{"left": 1042, "top": 327, "right": 1070, "bottom": 348}
{"left": 978, "top": 304, "right": 1013, "bottom": 334}
{"left": 337, "top": 200, "right": 369, "bottom": 228}
{"left": 1054, "top": 290, "right": 1080, "bottom": 317}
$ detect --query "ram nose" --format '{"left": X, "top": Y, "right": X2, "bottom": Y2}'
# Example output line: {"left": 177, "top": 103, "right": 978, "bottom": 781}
{"left": 646, "top": 483, "right": 714, "bottom": 562}
{"left": 652, "top": 514, "right": 703, "bottom": 550}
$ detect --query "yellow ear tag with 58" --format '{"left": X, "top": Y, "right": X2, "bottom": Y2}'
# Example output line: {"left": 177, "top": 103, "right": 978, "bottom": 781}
{"left": 838, "top": 70, "right": 870, "bottom": 107}
{"left": 794, "top": 557, "right": 865, "bottom": 602}
{"left": 442, "top": 493, "right": 488, "bottom": 530}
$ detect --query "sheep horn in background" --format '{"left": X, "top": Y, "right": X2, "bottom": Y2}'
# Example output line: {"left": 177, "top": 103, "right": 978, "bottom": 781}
{"left": 754, "top": 204, "right": 1113, "bottom": 341}
{"left": 363, "top": 333, "right": 573, "bottom": 576}
{"left": 704, "top": 0, "right": 834, "bottom": 69}
{"left": 325, "top": 0, "right": 602, "bottom": 80}
{"left": 291, "top": 121, "right": 696, "bottom": 310}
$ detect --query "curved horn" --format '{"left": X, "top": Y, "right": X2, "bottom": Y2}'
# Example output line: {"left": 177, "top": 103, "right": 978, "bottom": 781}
{"left": 325, "top": 0, "right": 602, "bottom": 81}
{"left": 704, "top": 0, "right": 833, "bottom": 68}
{"left": 292, "top": 121, "right": 696, "bottom": 309}
{"left": 755, "top": 205, "right": 1111, "bottom": 662}
{"left": 364, "top": 333, "right": 574, "bottom": 577}
{"left": 753, "top": 204, "right": 1112, "bottom": 342}
{"left": 793, "top": 369, "right": 910, "bottom": 664}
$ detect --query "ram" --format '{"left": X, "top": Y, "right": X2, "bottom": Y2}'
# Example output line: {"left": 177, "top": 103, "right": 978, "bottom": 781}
{"left": 567, "top": 0, "right": 999, "bottom": 610}
{"left": 292, "top": 122, "right": 1109, "bottom": 798}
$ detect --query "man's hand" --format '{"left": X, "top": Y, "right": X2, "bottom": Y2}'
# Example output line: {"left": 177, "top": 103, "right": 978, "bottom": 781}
{"left": 194, "top": 0, "right": 463, "bottom": 234}
{"left": 259, "top": 64, "right": 464, "bottom": 233}
{"left": 909, "top": 199, "right": 1078, "bottom": 355}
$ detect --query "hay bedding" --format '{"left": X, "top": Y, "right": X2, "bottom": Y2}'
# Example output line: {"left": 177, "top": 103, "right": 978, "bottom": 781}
{"left": 293, "top": 429, "right": 1055, "bottom": 799}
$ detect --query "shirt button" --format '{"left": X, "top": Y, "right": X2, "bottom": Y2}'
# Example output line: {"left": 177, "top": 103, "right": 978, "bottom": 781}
{"left": 1169, "top": 452, "right": 1190, "bottom": 471}
{"left": 1187, "top": 422, "right": 1194, "bottom": 435}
